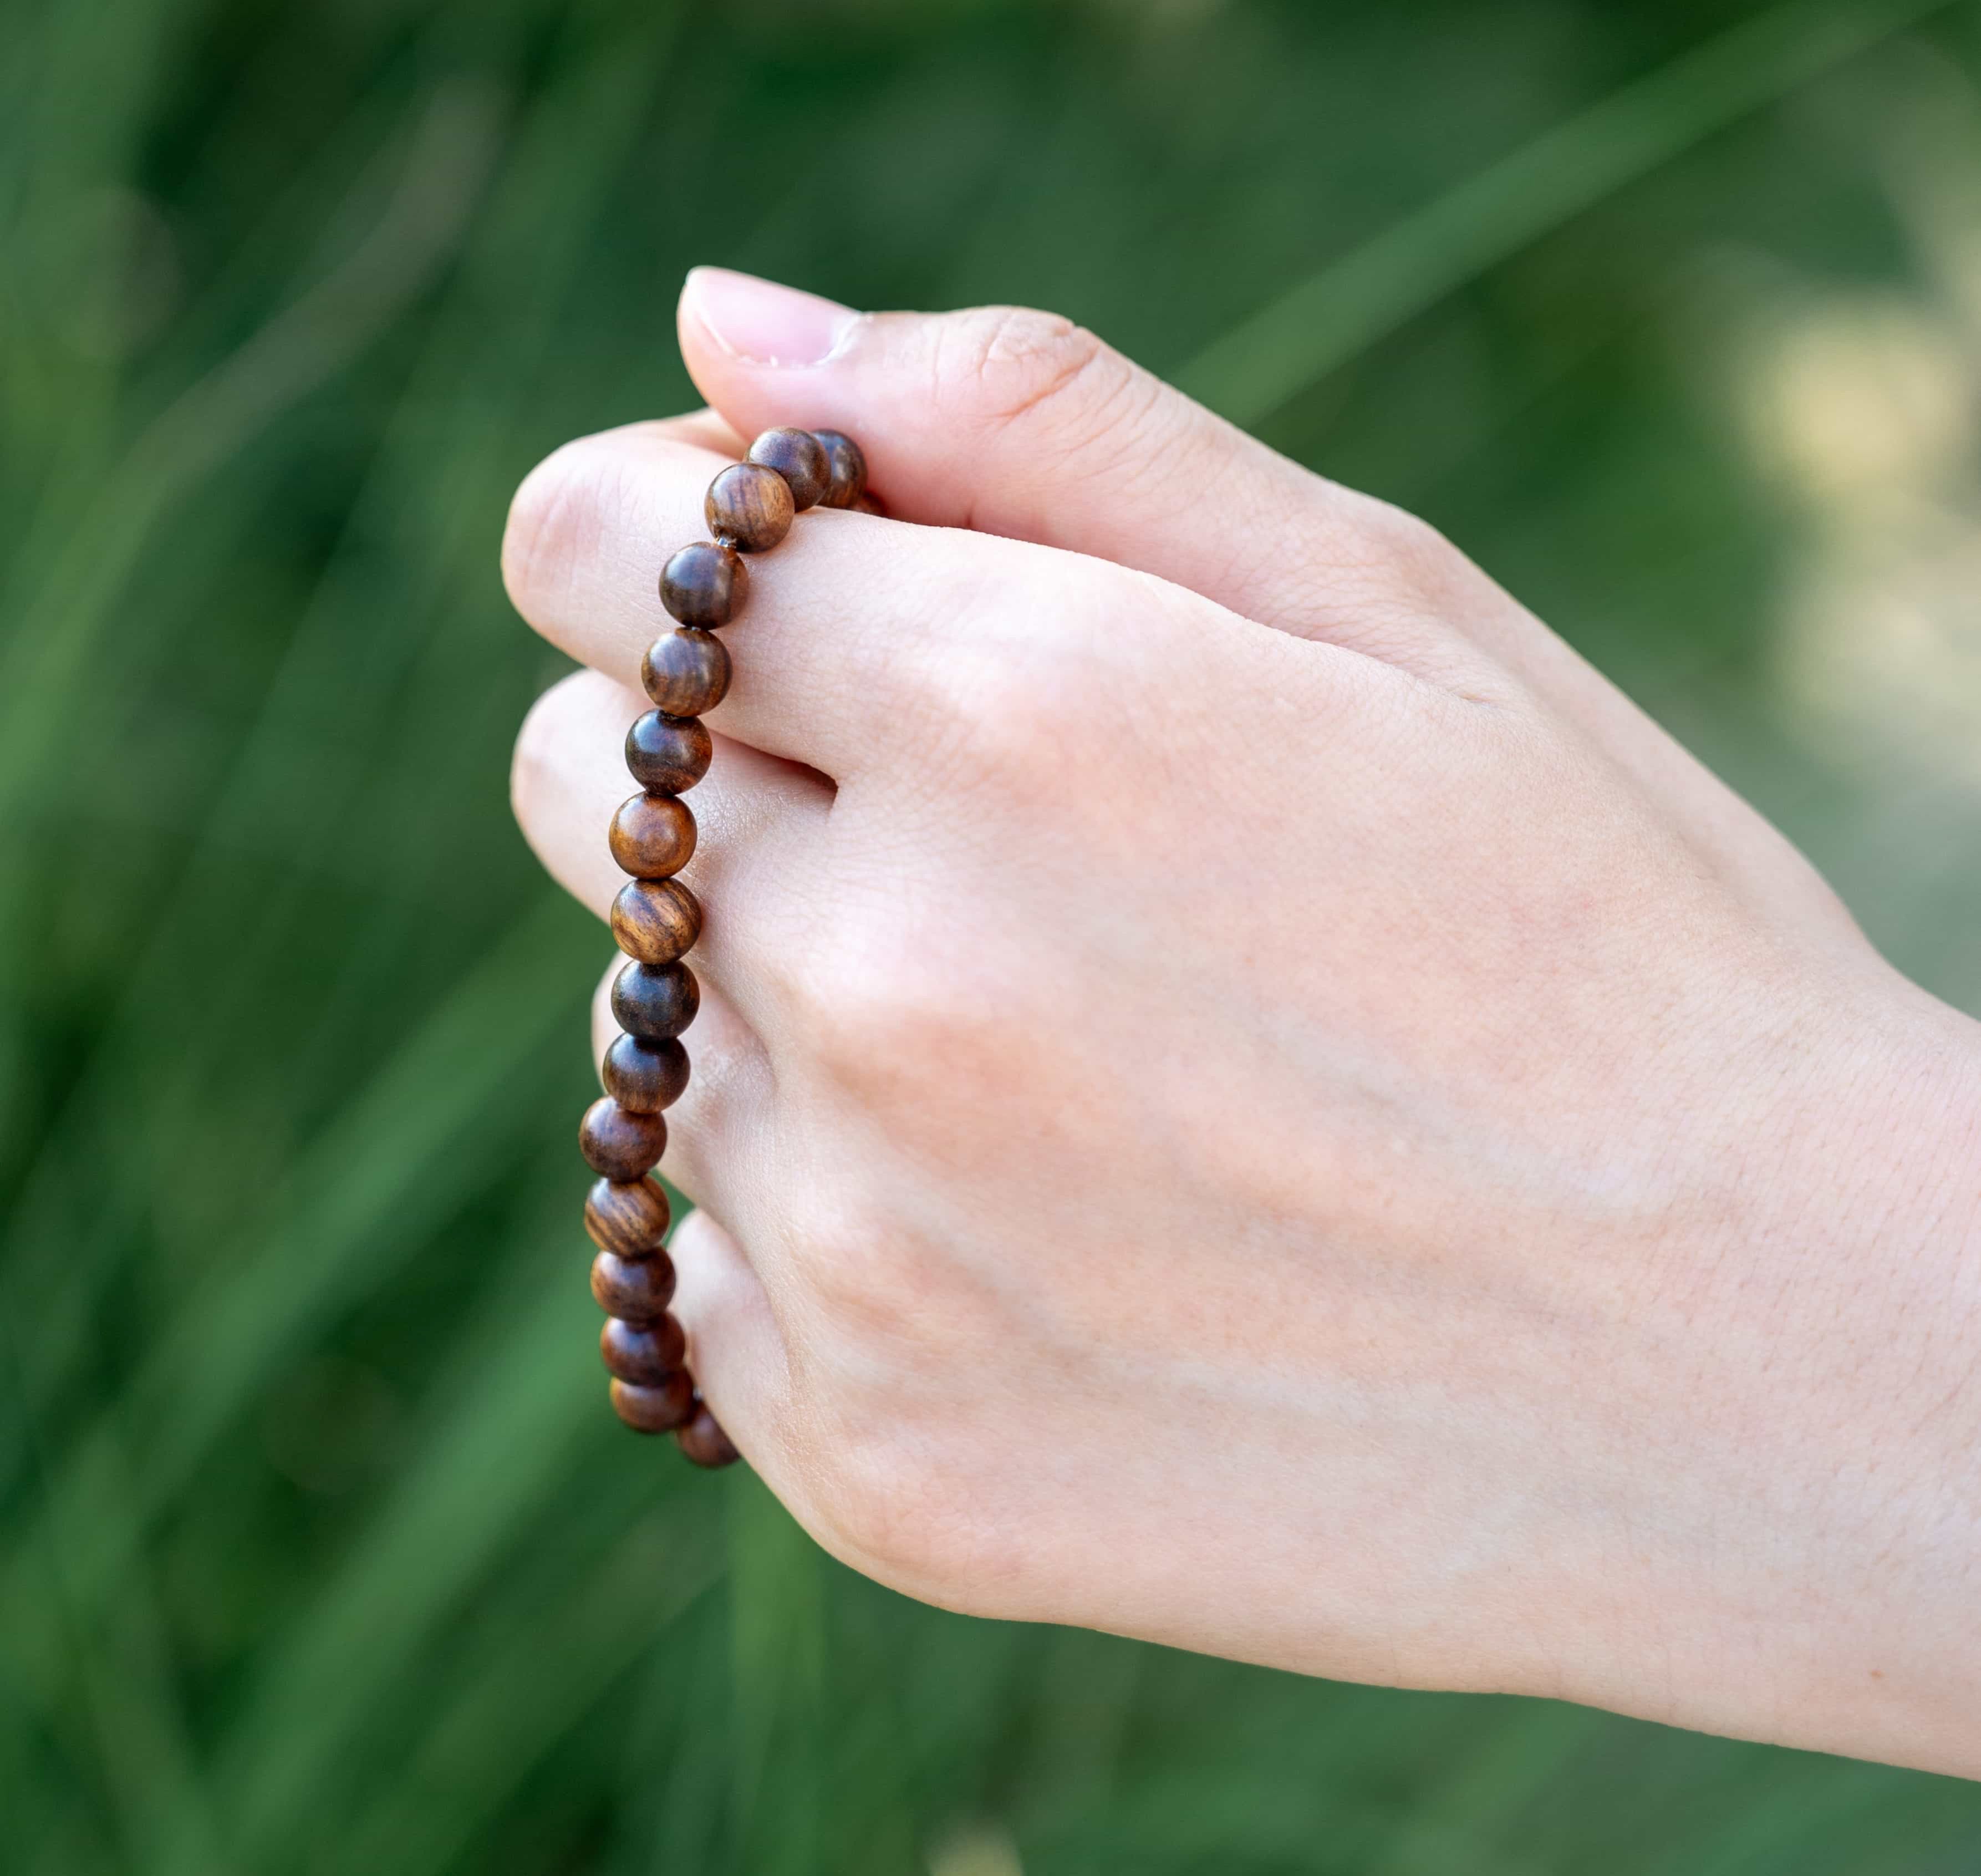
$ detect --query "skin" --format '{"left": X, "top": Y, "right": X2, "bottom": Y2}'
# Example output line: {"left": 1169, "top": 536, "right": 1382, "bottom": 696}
{"left": 505, "top": 267, "right": 1981, "bottom": 1777}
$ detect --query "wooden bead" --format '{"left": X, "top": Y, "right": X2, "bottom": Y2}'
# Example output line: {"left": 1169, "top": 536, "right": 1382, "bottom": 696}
{"left": 611, "top": 960, "right": 699, "bottom": 1040}
{"left": 610, "top": 877, "right": 701, "bottom": 965}
{"left": 579, "top": 1096, "right": 667, "bottom": 1181}
{"left": 746, "top": 426, "right": 829, "bottom": 510}
{"left": 603, "top": 1033, "right": 690, "bottom": 1112}
{"left": 815, "top": 430, "right": 867, "bottom": 509}
{"left": 612, "top": 1372, "right": 696, "bottom": 1433}
{"left": 608, "top": 792, "right": 695, "bottom": 878}
{"left": 600, "top": 1313, "right": 688, "bottom": 1385}
{"left": 705, "top": 462, "right": 793, "bottom": 552}
{"left": 660, "top": 540, "right": 747, "bottom": 628}
{"left": 590, "top": 1247, "right": 676, "bottom": 1320}
{"left": 676, "top": 1402, "right": 741, "bottom": 1468}
{"left": 625, "top": 711, "right": 712, "bottom": 795}
{"left": 583, "top": 1176, "right": 671, "bottom": 1257}
{"left": 643, "top": 629, "right": 731, "bottom": 715}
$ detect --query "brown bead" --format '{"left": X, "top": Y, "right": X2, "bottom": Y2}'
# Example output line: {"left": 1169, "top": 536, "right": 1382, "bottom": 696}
{"left": 625, "top": 711, "right": 712, "bottom": 796}
{"left": 676, "top": 1402, "right": 741, "bottom": 1468}
{"left": 815, "top": 430, "right": 867, "bottom": 509}
{"left": 579, "top": 1096, "right": 667, "bottom": 1181}
{"left": 600, "top": 1313, "right": 688, "bottom": 1385}
{"left": 611, "top": 960, "right": 700, "bottom": 1040}
{"left": 608, "top": 793, "right": 695, "bottom": 878}
{"left": 583, "top": 1176, "right": 671, "bottom": 1257}
{"left": 590, "top": 1247, "right": 676, "bottom": 1319}
{"left": 660, "top": 540, "right": 747, "bottom": 628}
{"left": 611, "top": 1372, "right": 696, "bottom": 1433}
{"left": 610, "top": 877, "right": 701, "bottom": 965}
{"left": 705, "top": 462, "right": 793, "bottom": 552}
{"left": 642, "top": 629, "right": 731, "bottom": 715}
{"left": 603, "top": 1033, "right": 690, "bottom": 1112}
{"left": 746, "top": 427, "right": 829, "bottom": 510}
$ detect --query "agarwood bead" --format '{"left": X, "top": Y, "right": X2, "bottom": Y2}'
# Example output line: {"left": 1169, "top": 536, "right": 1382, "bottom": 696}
{"left": 612, "top": 1372, "right": 696, "bottom": 1433}
{"left": 608, "top": 792, "right": 696, "bottom": 878}
{"left": 660, "top": 540, "right": 747, "bottom": 628}
{"left": 600, "top": 1313, "right": 688, "bottom": 1385}
{"left": 705, "top": 462, "right": 793, "bottom": 552}
{"left": 676, "top": 1402, "right": 741, "bottom": 1468}
{"left": 611, "top": 960, "right": 700, "bottom": 1040}
{"left": 815, "top": 429, "right": 867, "bottom": 509}
{"left": 610, "top": 877, "right": 701, "bottom": 965}
{"left": 583, "top": 1176, "right": 671, "bottom": 1257}
{"left": 603, "top": 1033, "right": 690, "bottom": 1113}
{"left": 579, "top": 1097, "right": 667, "bottom": 1181}
{"left": 642, "top": 629, "right": 731, "bottom": 716}
{"left": 625, "top": 711, "right": 712, "bottom": 795}
{"left": 746, "top": 426, "right": 829, "bottom": 510}
{"left": 590, "top": 1247, "right": 676, "bottom": 1320}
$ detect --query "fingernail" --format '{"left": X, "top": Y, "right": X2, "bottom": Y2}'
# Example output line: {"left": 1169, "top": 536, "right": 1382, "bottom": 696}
{"left": 683, "top": 266, "right": 860, "bottom": 368}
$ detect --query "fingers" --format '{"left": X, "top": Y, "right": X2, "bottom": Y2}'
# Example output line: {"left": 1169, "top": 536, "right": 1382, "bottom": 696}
{"left": 658, "top": 1207, "right": 790, "bottom": 1476}
{"left": 671, "top": 270, "right": 1860, "bottom": 938}
{"left": 503, "top": 414, "right": 1245, "bottom": 785}
{"left": 673, "top": 267, "right": 1465, "bottom": 669}
{"left": 513, "top": 667, "right": 834, "bottom": 1031}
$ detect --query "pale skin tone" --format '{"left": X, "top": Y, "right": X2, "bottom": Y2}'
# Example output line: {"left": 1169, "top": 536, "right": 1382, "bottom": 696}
{"left": 506, "top": 266, "right": 1981, "bottom": 1779}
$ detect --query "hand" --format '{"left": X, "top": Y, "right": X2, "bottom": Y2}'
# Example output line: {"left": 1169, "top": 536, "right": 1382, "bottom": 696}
{"left": 505, "top": 267, "right": 1981, "bottom": 1777}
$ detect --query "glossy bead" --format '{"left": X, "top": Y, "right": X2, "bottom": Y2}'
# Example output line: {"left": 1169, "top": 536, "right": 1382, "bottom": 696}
{"left": 610, "top": 877, "right": 701, "bottom": 965}
{"left": 746, "top": 426, "right": 829, "bottom": 510}
{"left": 600, "top": 1313, "right": 688, "bottom": 1385}
{"left": 590, "top": 1247, "right": 676, "bottom": 1320}
{"left": 625, "top": 711, "right": 712, "bottom": 795}
{"left": 608, "top": 793, "right": 695, "bottom": 879}
{"left": 660, "top": 540, "right": 747, "bottom": 628}
{"left": 815, "top": 429, "right": 867, "bottom": 509}
{"left": 642, "top": 628, "right": 731, "bottom": 715}
{"left": 705, "top": 462, "right": 793, "bottom": 552}
{"left": 579, "top": 1096, "right": 667, "bottom": 1180}
{"left": 611, "top": 960, "right": 700, "bottom": 1040}
{"left": 612, "top": 1372, "right": 696, "bottom": 1433}
{"left": 676, "top": 1402, "right": 741, "bottom": 1468}
{"left": 583, "top": 1176, "right": 671, "bottom": 1257}
{"left": 603, "top": 1033, "right": 690, "bottom": 1112}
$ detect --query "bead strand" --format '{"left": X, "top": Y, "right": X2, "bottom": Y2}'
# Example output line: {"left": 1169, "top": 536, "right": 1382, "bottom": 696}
{"left": 580, "top": 424, "right": 870, "bottom": 1466}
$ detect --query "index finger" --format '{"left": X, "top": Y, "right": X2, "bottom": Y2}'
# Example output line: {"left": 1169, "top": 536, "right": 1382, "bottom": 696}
{"left": 500, "top": 415, "right": 1194, "bottom": 785}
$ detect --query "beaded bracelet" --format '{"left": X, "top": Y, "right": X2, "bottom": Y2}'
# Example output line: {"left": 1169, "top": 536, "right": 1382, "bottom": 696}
{"left": 577, "top": 425, "right": 870, "bottom": 1467}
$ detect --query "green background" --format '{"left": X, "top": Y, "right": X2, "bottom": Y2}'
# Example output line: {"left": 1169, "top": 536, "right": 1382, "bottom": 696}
{"left": 7, "top": 1, "right": 1981, "bottom": 1870}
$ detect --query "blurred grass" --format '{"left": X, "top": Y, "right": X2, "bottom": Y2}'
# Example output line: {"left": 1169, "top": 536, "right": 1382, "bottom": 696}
{"left": 5, "top": 1, "right": 1981, "bottom": 1872}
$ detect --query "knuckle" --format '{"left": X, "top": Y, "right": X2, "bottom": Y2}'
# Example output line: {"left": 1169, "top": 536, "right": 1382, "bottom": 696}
{"left": 806, "top": 1416, "right": 1011, "bottom": 1605}
{"left": 795, "top": 924, "right": 978, "bottom": 1104}
{"left": 816, "top": 1434, "right": 986, "bottom": 1600}
{"left": 1362, "top": 500, "right": 1457, "bottom": 590}
{"left": 897, "top": 560, "right": 1111, "bottom": 804}
{"left": 1322, "top": 492, "right": 1472, "bottom": 612}
{"left": 935, "top": 305, "right": 1121, "bottom": 436}
{"left": 793, "top": 1213, "right": 947, "bottom": 1350}
{"left": 790, "top": 921, "right": 1037, "bottom": 1190}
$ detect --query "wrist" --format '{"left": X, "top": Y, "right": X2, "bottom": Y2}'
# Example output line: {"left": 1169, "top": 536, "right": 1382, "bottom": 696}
{"left": 1583, "top": 969, "right": 1981, "bottom": 1775}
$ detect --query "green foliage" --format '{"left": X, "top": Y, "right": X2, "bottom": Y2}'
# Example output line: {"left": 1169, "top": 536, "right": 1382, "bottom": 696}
{"left": 4, "top": 1, "right": 1980, "bottom": 1869}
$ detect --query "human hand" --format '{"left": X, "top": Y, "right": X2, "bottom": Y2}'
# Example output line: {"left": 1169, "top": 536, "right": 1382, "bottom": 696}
{"left": 506, "top": 268, "right": 1981, "bottom": 1776}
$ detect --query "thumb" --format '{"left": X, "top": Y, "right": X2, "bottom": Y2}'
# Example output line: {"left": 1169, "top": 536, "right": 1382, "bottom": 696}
{"left": 674, "top": 266, "right": 1444, "bottom": 647}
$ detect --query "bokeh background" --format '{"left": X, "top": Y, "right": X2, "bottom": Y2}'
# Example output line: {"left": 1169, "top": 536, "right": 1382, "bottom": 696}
{"left": 8, "top": 0, "right": 1981, "bottom": 1869}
